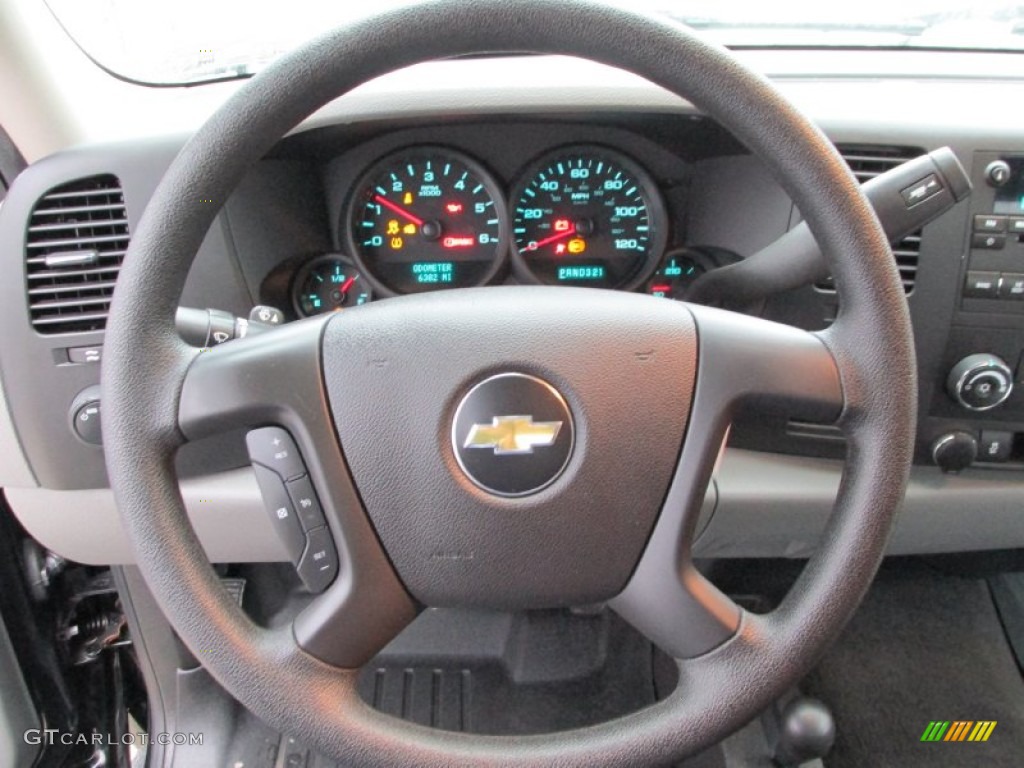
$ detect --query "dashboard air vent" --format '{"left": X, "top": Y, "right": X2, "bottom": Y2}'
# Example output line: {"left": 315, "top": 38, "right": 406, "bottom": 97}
{"left": 25, "top": 174, "right": 129, "bottom": 334}
{"left": 816, "top": 145, "right": 924, "bottom": 295}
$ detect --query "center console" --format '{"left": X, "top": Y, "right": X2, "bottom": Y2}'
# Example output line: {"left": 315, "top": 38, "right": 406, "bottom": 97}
{"left": 927, "top": 152, "right": 1024, "bottom": 470}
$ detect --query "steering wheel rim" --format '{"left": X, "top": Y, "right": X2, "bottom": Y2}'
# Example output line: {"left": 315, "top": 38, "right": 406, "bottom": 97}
{"left": 102, "top": 0, "right": 916, "bottom": 764}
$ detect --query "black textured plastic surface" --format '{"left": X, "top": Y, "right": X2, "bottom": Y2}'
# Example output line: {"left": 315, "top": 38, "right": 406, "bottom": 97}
{"left": 100, "top": 0, "right": 915, "bottom": 764}
{"left": 323, "top": 287, "right": 695, "bottom": 608}
{"left": 686, "top": 147, "right": 971, "bottom": 308}
{"left": 611, "top": 305, "right": 843, "bottom": 658}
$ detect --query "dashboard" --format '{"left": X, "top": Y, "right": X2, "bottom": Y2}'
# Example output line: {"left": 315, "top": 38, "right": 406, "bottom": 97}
{"left": 258, "top": 118, "right": 737, "bottom": 321}
{"left": 1, "top": 51, "right": 1024, "bottom": 567}
{"left": 278, "top": 135, "right": 742, "bottom": 317}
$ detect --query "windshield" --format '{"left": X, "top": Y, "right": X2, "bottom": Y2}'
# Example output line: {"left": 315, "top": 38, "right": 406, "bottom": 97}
{"left": 46, "top": 0, "right": 1024, "bottom": 86}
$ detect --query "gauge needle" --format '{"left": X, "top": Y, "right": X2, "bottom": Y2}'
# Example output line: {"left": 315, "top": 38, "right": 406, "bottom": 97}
{"left": 522, "top": 225, "right": 576, "bottom": 253}
{"left": 339, "top": 276, "right": 356, "bottom": 295}
{"left": 374, "top": 194, "right": 425, "bottom": 226}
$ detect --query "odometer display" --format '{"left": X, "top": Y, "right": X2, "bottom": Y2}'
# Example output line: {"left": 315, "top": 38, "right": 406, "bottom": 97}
{"left": 347, "top": 148, "right": 508, "bottom": 294}
{"left": 510, "top": 147, "right": 666, "bottom": 289}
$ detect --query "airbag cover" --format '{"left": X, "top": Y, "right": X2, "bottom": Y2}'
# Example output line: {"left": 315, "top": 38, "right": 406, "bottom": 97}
{"left": 322, "top": 286, "right": 697, "bottom": 607}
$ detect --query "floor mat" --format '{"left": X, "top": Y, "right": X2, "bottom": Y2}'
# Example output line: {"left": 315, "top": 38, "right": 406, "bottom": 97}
{"left": 358, "top": 610, "right": 660, "bottom": 735}
{"left": 802, "top": 562, "right": 1024, "bottom": 768}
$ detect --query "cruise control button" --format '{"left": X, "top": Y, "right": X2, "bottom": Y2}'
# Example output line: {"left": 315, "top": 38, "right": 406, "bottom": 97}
{"left": 285, "top": 474, "right": 326, "bottom": 531}
{"left": 1000, "top": 273, "right": 1024, "bottom": 300}
{"left": 296, "top": 527, "right": 339, "bottom": 594}
{"left": 963, "top": 271, "right": 1000, "bottom": 299}
{"left": 973, "top": 215, "right": 1006, "bottom": 233}
{"left": 246, "top": 427, "right": 306, "bottom": 480}
{"left": 979, "top": 430, "right": 1013, "bottom": 462}
{"left": 971, "top": 233, "right": 1006, "bottom": 250}
{"left": 252, "top": 465, "right": 305, "bottom": 563}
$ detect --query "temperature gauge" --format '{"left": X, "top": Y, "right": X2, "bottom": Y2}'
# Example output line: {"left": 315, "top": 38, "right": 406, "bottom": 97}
{"left": 293, "top": 256, "right": 372, "bottom": 317}
{"left": 647, "top": 251, "right": 705, "bottom": 300}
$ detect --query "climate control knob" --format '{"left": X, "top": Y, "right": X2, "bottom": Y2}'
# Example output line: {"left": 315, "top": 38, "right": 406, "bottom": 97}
{"left": 946, "top": 354, "right": 1013, "bottom": 411}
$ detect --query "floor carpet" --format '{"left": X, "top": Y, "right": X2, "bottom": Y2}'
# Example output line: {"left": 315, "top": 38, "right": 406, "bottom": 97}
{"left": 802, "top": 562, "right": 1024, "bottom": 767}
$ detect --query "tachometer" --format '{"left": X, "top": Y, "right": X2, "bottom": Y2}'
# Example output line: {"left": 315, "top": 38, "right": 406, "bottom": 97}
{"left": 509, "top": 146, "right": 667, "bottom": 289}
{"left": 347, "top": 147, "right": 508, "bottom": 294}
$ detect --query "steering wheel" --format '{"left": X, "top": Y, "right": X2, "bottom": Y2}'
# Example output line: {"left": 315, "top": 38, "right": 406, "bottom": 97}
{"left": 102, "top": 0, "right": 915, "bottom": 763}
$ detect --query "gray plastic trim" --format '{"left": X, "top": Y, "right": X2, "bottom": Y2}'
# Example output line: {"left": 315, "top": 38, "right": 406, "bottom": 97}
{"left": 4, "top": 468, "right": 285, "bottom": 565}
{"left": 6, "top": 447, "right": 1021, "bottom": 565}
{"left": 696, "top": 448, "right": 1024, "bottom": 558}
{"left": 0, "top": 369, "right": 35, "bottom": 488}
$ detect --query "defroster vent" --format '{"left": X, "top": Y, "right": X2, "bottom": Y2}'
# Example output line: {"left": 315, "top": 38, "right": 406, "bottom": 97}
{"left": 25, "top": 174, "right": 129, "bottom": 334}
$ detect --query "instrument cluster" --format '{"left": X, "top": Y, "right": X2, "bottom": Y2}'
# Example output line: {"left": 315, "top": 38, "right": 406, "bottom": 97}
{"left": 291, "top": 143, "right": 706, "bottom": 316}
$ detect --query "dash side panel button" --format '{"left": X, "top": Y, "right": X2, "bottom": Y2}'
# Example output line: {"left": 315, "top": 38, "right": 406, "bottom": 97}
{"left": 246, "top": 427, "right": 306, "bottom": 480}
{"left": 252, "top": 464, "right": 305, "bottom": 564}
{"left": 285, "top": 474, "right": 326, "bottom": 531}
{"left": 68, "top": 345, "right": 103, "bottom": 364}
{"left": 979, "top": 430, "right": 1013, "bottom": 462}
{"left": 297, "top": 527, "right": 339, "bottom": 594}
{"left": 963, "top": 271, "right": 1000, "bottom": 299}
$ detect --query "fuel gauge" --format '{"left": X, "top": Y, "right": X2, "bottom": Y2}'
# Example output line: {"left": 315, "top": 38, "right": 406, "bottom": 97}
{"left": 294, "top": 256, "right": 372, "bottom": 317}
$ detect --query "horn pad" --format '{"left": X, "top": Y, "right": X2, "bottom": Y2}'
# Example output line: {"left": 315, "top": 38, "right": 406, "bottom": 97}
{"left": 322, "top": 286, "right": 697, "bottom": 608}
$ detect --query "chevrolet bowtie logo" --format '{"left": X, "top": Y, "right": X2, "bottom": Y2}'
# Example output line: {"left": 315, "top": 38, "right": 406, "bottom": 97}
{"left": 464, "top": 415, "right": 563, "bottom": 455}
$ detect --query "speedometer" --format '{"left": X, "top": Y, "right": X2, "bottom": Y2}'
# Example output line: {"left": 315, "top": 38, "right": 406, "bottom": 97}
{"left": 509, "top": 146, "right": 667, "bottom": 289}
{"left": 347, "top": 147, "right": 508, "bottom": 295}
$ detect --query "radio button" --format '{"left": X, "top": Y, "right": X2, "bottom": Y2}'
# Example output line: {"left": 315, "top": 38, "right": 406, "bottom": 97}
{"left": 971, "top": 233, "right": 1006, "bottom": 250}
{"left": 963, "top": 271, "right": 1000, "bottom": 298}
{"left": 999, "top": 273, "right": 1024, "bottom": 300}
{"left": 973, "top": 215, "right": 1007, "bottom": 233}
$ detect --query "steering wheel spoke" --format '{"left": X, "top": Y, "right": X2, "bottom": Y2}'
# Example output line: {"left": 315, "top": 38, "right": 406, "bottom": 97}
{"left": 177, "top": 315, "right": 417, "bottom": 667}
{"left": 613, "top": 305, "right": 843, "bottom": 658}
{"left": 686, "top": 304, "right": 844, "bottom": 425}
{"left": 178, "top": 314, "right": 332, "bottom": 440}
